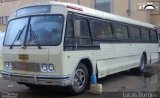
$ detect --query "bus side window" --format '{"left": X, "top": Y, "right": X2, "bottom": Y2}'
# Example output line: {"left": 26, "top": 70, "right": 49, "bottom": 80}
{"left": 65, "top": 15, "right": 74, "bottom": 37}
{"left": 94, "top": 21, "right": 113, "bottom": 40}
{"left": 113, "top": 24, "right": 128, "bottom": 39}
{"left": 141, "top": 28, "right": 150, "bottom": 41}
{"left": 94, "top": 21, "right": 103, "bottom": 39}
{"left": 150, "top": 29, "right": 158, "bottom": 42}
{"left": 74, "top": 20, "right": 81, "bottom": 37}
{"left": 129, "top": 26, "right": 140, "bottom": 40}
{"left": 103, "top": 22, "right": 113, "bottom": 39}
{"left": 73, "top": 19, "right": 92, "bottom": 46}
{"left": 65, "top": 15, "right": 75, "bottom": 47}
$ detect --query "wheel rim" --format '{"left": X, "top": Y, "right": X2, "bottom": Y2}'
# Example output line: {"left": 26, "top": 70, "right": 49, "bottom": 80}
{"left": 73, "top": 68, "right": 86, "bottom": 89}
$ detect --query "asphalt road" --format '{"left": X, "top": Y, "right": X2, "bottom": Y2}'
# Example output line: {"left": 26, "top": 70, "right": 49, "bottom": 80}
{"left": 0, "top": 63, "right": 160, "bottom": 98}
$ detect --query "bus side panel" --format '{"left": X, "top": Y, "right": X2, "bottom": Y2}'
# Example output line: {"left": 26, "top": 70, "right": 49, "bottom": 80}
{"left": 96, "top": 43, "right": 158, "bottom": 78}
{"left": 96, "top": 43, "right": 140, "bottom": 78}
{"left": 150, "top": 52, "right": 159, "bottom": 63}
{"left": 148, "top": 42, "right": 159, "bottom": 63}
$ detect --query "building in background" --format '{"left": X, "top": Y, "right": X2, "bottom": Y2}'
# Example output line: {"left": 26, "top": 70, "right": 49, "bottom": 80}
{"left": 95, "top": 0, "right": 112, "bottom": 13}
{"left": 150, "top": 0, "right": 160, "bottom": 27}
{"left": 0, "top": 0, "right": 159, "bottom": 31}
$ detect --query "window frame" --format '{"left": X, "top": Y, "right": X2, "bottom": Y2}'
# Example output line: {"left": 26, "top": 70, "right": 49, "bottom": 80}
{"left": 95, "top": 0, "right": 112, "bottom": 13}
{"left": 0, "top": 16, "right": 8, "bottom": 25}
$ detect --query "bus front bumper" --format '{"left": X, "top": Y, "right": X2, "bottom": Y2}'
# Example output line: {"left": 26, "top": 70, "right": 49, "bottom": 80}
{"left": 1, "top": 71, "right": 72, "bottom": 86}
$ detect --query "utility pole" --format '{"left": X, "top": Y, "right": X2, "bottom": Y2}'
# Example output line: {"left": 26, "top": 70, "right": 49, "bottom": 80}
{"left": 77, "top": 0, "right": 80, "bottom": 5}
{"left": 127, "top": 0, "right": 131, "bottom": 16}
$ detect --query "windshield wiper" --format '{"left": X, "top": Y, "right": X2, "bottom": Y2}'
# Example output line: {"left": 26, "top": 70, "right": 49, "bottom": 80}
{"left": 10, "top": 25, "right": 26, "bottom": 49}
{"left": 29, "top": 24, "right": 42, "bottom": 49}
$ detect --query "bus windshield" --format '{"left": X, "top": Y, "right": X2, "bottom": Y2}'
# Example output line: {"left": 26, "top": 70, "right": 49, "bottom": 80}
{"left": 4, "top": 15, "right": 64, "bottom": 46}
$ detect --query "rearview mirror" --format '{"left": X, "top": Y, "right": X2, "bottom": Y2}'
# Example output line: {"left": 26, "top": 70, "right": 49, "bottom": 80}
{"left": 73, "top": 20, "right": 81, "bottom": 37}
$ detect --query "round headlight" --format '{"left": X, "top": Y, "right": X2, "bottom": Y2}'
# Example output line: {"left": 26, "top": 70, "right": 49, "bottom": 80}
{"left": 8, "top": 63, "right": 12, "bottom": 69}
{"left": 5, "top": 62, "right": 9, "bottom": 68}
{"left": 42, "top": 64, "right": 47, "bottom": 71}
{"left": 49, "top": 64, "right": 54, "bottom": 71}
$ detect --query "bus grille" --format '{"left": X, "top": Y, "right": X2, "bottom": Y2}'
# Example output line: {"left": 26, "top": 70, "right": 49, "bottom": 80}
{"left": 12, "top": 62, "right": 40, "bottom": 72}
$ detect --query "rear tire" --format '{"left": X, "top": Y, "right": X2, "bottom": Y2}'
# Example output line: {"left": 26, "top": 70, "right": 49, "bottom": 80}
{"left": 68, "top": 63, "right": 89, "bottom": 95}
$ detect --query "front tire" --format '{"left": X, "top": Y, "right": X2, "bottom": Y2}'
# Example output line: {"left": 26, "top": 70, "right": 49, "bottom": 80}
{"left": 139, "top": 55, "right": 146, "bottom": 73}
{"left": 68, "top": 63, "right": 89, "bottom": 95}
{"left": 130, "top": 55, "right": 146, "bottom": 74}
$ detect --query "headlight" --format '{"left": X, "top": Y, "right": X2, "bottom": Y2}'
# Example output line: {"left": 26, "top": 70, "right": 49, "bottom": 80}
{"left": 5, "top": 62, "right": 12, "bottom": 70}
{"left": 5, "top": 62, "right": 9, "bottom": 69}
{"left": 41, "top": 64, "right": 47, "bottom": 72}
{"left": 8, "top": 63, "right": 13, "bottom": 69}
{"left": 41, "top": 64, "right": 54, "bottom": 72}
{"left": 48, "top": 64, "right": 54, "bottom": 71}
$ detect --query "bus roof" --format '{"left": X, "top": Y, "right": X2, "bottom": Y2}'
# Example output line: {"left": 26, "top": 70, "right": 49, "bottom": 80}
{"left": 55, "top": 2, "right": 155, "bottom": 28}
{"left": 13, "top": 1, "right": 155, "bottom": 28}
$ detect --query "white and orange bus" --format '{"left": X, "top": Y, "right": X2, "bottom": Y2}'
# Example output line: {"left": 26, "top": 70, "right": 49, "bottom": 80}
{"left": 1, "top": 2, "right": 159, "bottom": 94}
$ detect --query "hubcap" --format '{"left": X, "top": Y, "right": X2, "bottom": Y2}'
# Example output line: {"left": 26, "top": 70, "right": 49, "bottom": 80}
{"left": 73, "top": 68, "right": 85, "bottom": 89}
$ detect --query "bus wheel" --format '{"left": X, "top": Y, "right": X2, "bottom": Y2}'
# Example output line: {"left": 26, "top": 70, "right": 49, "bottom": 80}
{"left": 68, "top": 63, "right": 89, "bottom": 95}
{"left": 139, "top": 55, "right": 146, "bottom": 73}
{"left": 130, "top": 55, "right": 146, "bottom": 74}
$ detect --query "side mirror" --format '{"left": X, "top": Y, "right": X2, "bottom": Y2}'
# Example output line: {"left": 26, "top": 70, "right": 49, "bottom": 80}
{"left": 73, "top": 20, "right": 81, "bottom": 37}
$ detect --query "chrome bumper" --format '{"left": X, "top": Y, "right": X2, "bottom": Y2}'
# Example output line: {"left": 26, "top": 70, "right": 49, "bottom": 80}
{"left": 1, "top": 71, "right": 72, "bottom": 86}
